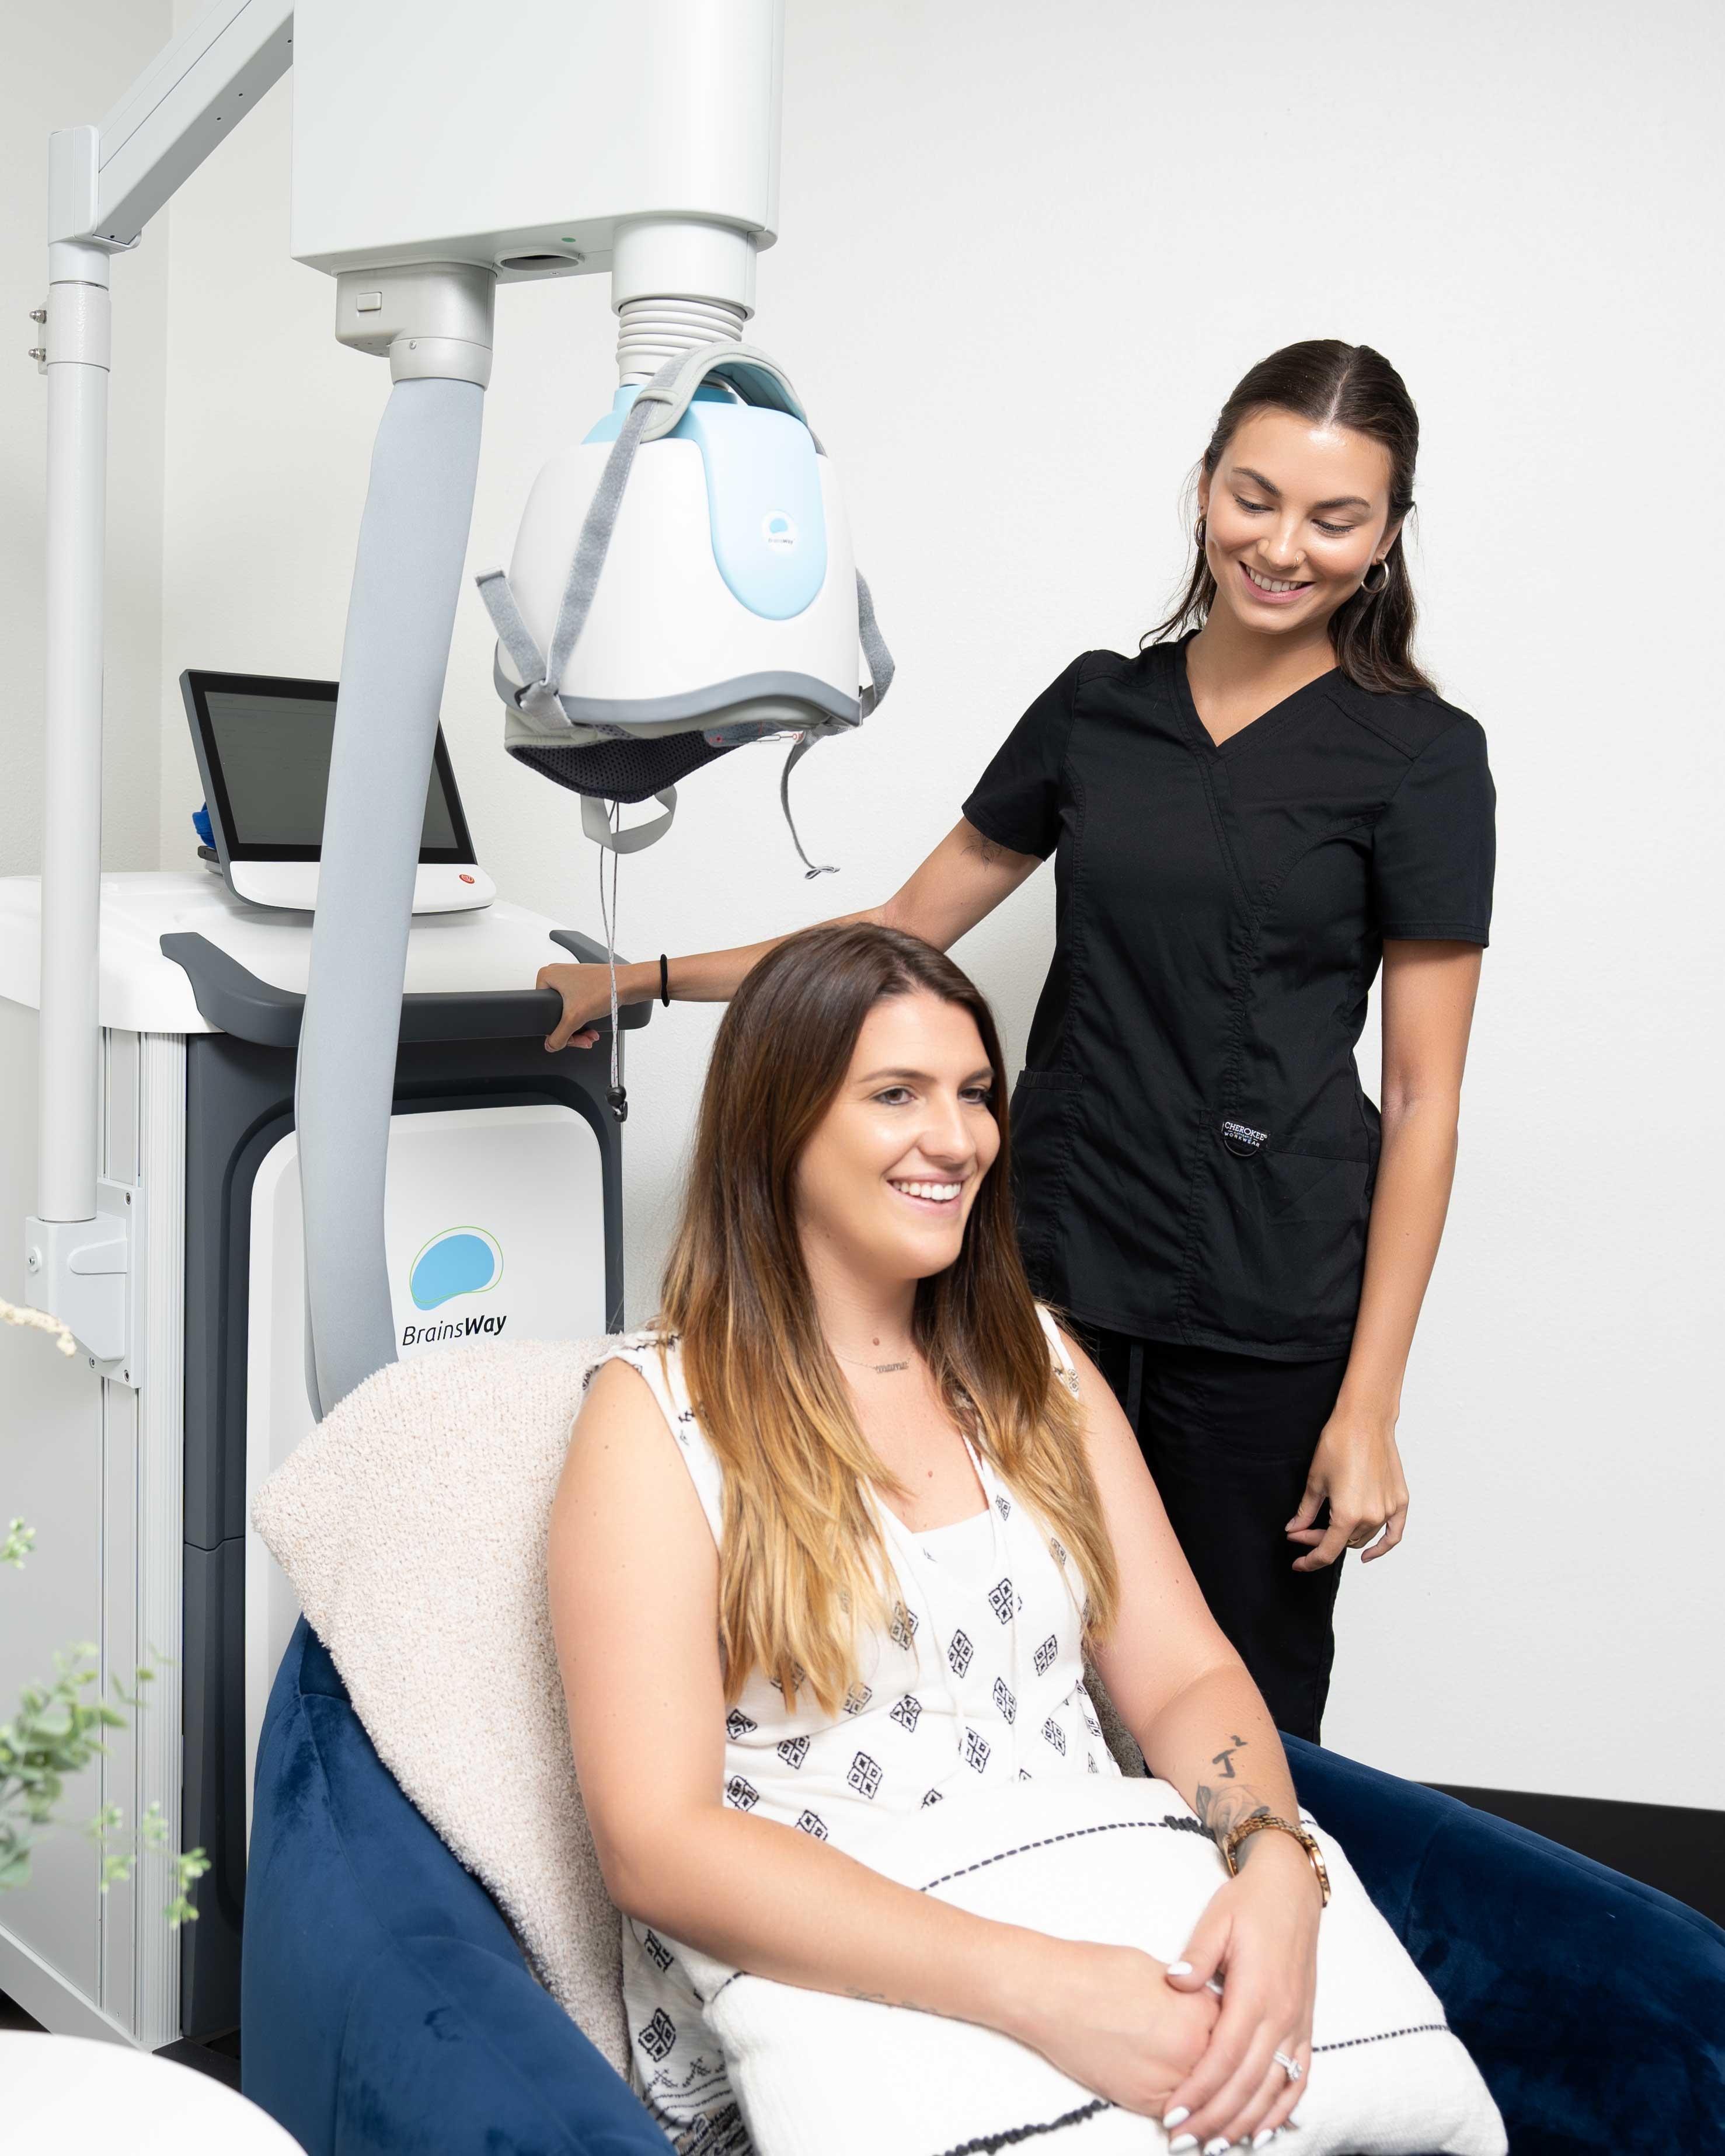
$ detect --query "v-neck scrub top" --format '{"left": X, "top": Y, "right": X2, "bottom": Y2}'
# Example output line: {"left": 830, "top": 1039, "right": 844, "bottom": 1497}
{"left": 963, "top": 636, "right": 1495, "bottom": 1360}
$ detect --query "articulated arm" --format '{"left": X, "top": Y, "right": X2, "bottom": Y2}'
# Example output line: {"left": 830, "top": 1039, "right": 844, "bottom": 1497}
{"left": 30, "top": 0, "right": 294, "bottom": 1364}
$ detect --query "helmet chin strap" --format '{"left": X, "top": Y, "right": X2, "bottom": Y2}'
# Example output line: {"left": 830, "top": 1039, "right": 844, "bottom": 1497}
{"left": 579, "top": 790, "right": 677, "bottom": 854}
{"left": 780, "top": 734, "right": 837, "bottom": 879}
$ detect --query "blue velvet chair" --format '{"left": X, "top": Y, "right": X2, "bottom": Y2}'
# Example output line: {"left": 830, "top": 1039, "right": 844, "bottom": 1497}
{"left": 244, "top": 1617, "right": 1725, "bottom": 2154}
{"left": 242, "top": 1619, "right": 667, "bottom": 2154}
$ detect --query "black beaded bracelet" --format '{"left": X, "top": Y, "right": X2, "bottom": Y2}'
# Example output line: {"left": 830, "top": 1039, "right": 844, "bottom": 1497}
{"left": 659, "top": 954, "right": 671, "bottom": 1007}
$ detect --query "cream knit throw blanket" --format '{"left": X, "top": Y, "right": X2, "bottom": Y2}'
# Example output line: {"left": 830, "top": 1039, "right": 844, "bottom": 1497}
{"left": 252, "top": 1337, "right": 632, "bottom": 2071}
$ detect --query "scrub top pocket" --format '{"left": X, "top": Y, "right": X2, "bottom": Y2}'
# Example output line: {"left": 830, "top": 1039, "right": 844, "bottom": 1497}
{"left": 1194, "top": 1131, "right": 1375, "bottom": 1354}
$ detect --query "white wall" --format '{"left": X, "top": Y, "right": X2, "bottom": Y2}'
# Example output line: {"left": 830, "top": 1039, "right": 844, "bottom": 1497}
{"left": 137, "top": 0, "right": 1724, "bottom": 1806}
{"left": 0, "top": 2, "right": 173, "bottom": 879}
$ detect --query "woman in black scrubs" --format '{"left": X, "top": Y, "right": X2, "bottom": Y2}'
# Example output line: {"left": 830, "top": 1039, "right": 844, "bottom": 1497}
{"left": 540, "top": 340, "right": 1494, "bottom": 1743}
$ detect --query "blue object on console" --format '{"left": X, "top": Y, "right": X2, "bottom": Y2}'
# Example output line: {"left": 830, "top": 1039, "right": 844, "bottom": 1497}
{"left": 193, "top": 801, "right": 214, "bottom": 847}
{"left": 243, "top": 1617, "right": 1725, "bottom": 2154}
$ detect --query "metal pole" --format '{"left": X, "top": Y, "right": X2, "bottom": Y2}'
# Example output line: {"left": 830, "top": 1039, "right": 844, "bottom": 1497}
{"left": 37, "top": 238, "right": 112, "bottom": 1226}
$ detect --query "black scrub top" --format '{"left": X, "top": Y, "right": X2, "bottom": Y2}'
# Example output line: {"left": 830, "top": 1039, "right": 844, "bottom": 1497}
{"left": 963, "top": 634, "right": 1495, "bottom": 1360}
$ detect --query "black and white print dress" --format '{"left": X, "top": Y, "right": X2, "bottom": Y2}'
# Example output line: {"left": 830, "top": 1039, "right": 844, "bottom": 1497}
{"left": 590, "top": 1309, "right": 1121, "bottom": 2156}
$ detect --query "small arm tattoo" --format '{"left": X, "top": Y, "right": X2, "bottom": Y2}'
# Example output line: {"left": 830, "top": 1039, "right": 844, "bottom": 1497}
{"left": 963, "top": 828, "right": 1006, "bottom": 867}
{"left": 1210, "top": 1734, "right": 1249, "bottom": 1780}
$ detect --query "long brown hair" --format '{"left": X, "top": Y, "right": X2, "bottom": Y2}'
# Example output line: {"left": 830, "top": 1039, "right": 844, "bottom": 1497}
{"left": 658, "top": 923, "right": 1118, "bottom": 1713}
{"left": 1148, "top": 339, "right": 1435, "bottom": 696}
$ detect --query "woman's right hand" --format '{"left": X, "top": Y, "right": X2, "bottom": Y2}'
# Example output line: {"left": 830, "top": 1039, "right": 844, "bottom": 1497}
{"left": 1010, "top": 1937, "right": 1220, "bottom": 2116}
{"left": 532, "top": 819, "right": 1038, "bottom": 1055}
{"left": 536, "top": 962, "right": 612, "bottom": 1051}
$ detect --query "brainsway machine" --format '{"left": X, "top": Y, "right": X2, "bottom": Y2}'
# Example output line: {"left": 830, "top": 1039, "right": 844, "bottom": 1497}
{"left": 1, "top": 0, "right": 884, "bottom": 2055}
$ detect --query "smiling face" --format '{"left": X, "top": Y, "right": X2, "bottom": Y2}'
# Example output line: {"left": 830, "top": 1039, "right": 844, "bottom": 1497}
{"left": 793, "top": 988, "right": 1000, "bottom": 1291}
{"left": 1198, "top": 406, "right": 1401, "bottom": 643}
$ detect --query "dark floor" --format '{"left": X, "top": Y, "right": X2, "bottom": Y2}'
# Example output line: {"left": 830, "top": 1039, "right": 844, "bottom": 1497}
{"left": 0, "top": 1986, "right": 43, "bottom": 2032}
{"left": 1430, "top": 1780, "right": 1724, "bottom": 1927}
{"left": 157, "top": 2026, "right": 243, "bottom": 2088}
{"left": 0, "top": 1986, "right": 241, "bottom": 2086}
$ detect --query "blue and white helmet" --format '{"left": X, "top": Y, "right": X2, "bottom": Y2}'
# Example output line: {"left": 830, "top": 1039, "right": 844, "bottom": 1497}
{"left": 476, "top": 341, "right": 892, "bottom": 875}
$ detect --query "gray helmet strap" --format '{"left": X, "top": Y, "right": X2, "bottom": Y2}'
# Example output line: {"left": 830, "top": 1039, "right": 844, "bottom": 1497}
{"left": 477, "top": 342, "right": 897, "bottom": 888}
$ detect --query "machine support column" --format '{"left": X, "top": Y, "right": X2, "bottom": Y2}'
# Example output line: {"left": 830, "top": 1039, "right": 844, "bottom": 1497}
{"left": 37, "top": 239, "right": 111, "bottom": 1227}
{"left": 26, "top": 232, "right": 135, "bottom": 1369}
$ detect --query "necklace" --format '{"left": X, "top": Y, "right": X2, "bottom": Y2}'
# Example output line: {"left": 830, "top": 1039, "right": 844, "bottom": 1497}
{"left": 830, "top": 1343, "right": 914, "bottom": 1374}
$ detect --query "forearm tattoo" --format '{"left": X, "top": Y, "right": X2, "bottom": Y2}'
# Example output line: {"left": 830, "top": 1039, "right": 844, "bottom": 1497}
{"left": 1193, "top": 1733, "right": 1272, "bottom": 1858}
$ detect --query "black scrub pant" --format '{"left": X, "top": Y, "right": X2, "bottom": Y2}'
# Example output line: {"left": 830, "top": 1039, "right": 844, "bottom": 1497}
{"left": 1088, "top": 1331, "right": 1350, "bottom": 1745}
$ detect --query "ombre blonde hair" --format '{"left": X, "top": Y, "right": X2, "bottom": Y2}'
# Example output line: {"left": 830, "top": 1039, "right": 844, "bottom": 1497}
{"left": 658, "top": 923, "right": 1118, "bottom": 1715}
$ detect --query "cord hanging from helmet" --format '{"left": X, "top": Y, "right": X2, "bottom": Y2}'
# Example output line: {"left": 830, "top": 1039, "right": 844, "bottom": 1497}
{"left": 598, "top": 802, "right": 626, "bottom": 1120}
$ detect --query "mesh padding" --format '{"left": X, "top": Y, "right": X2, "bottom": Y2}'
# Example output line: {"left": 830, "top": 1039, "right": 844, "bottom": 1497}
{"left": 506, "top": 730, "right": 737, "bottom": 803}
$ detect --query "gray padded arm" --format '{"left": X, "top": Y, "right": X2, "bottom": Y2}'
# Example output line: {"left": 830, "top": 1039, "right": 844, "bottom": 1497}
{"left": 294, "top": 376, "right": 486, "bottom": 1417}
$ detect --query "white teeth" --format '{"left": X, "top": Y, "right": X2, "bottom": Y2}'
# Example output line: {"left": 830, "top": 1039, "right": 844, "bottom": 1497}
{"left": 1243, "top": 564, "right": 1304, "bottom": 594}
{"left": 891, "top": 1180, "right": 961, "bottom": 1202}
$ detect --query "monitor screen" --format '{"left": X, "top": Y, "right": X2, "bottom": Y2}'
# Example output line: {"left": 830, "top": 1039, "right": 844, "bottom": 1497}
{"left": 183, "top": 672, "right": 475, "bottom": 864}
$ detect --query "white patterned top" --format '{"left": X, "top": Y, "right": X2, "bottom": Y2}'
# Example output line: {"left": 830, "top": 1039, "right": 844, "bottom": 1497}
{"left": 586, "top": 1308, "right": 1120, "bottom": 2155}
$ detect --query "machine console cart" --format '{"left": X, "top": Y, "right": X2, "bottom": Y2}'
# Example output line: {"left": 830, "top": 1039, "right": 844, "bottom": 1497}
{"left": 0, "top": 871, "right": 646, "bottom": 2046}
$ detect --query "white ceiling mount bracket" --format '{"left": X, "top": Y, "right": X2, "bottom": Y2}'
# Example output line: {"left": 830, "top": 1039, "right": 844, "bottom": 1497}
{"left": 289, "top": 0, "right": 782, "bottom": 284}
{"left": 83, "top": 0, "right": 295, "bottom": 249}
{"left": 47, "top": 127, "right": 105, "bottom": 254}
{"left": 25, "top": 1176, "right": 145, "bottom": 1380}
{"left": 333, "top": 261, "right": 497, "bottom": 387}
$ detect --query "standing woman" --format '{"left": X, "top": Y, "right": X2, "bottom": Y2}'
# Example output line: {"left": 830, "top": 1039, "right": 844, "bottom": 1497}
{"left": 539, "top": 340, "right": 1494, "bottom": 1742}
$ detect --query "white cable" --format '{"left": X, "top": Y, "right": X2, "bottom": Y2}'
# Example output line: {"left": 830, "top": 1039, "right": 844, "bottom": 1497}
{"left": 616, "top": 295, "right": 747, "bottom": 381}
{"left": 598, "top": 803, "right": 626, "bottom": 1118}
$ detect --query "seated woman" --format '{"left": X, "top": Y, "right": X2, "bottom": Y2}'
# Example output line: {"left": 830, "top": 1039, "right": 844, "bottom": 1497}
{"left": 550, "top": 923, "right": 1366, "bottom": 2154}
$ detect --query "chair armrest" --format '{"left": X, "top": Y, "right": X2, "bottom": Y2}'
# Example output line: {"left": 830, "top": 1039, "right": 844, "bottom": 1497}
{"left": 1287, "top": 1734, "right": 1725, "bottom": 2152}
{"left": 335, "top": 1935, "right": 668, "bottom": 2155}
{"left": 243, "top": 1620, "right": 664, "bottom": 2155}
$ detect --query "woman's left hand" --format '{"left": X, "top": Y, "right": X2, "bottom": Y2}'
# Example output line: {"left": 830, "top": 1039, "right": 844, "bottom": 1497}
{"left": 1158, "top": 1837, "right": 1322, "bottom": 2147}
{"left": 1285, "top": 1407, "right": 1409, "bottom": 1571}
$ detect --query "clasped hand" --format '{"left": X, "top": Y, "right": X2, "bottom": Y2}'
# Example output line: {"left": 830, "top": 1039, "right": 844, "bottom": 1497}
{"left": 1022, "top": 1841, "right": 1319, "bottom": 2146}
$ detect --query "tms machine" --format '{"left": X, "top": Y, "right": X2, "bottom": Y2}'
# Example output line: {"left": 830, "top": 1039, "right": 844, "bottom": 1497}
{"left": 3, "top": 0, "right": 877, "bottom": 2057}
{"left": 0, "top": 669, "right": 646, "bottom": 2043}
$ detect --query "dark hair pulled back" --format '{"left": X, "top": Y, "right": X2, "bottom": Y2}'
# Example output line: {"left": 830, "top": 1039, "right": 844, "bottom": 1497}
{"left": 1147, "top": 339, "right": 1434, "bottom": 696}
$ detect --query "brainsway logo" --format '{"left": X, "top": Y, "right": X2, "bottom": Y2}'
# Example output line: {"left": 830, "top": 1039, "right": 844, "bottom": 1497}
{"left": 402, "top": 1226, "right": 508, "bottom": 1346}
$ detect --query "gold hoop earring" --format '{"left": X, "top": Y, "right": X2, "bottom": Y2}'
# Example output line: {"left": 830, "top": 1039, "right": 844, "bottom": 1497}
{"left": 1360, "top": 559, "right": 1391, "bottom": 596}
